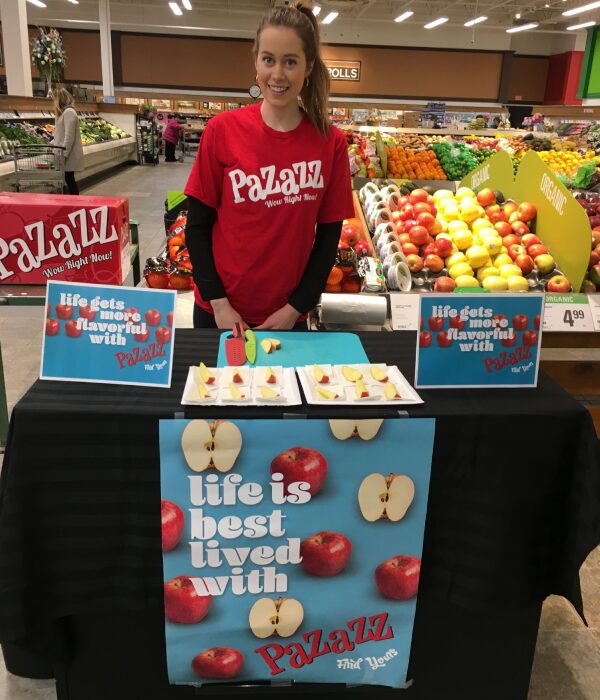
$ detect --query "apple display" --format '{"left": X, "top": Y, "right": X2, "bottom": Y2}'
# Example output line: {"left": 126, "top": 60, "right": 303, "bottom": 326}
{"left": 160, "top": 498, "right": 184, "bottom": 552}
{"left": 270, "top": 446, "right": 327, "bottom": 496}
{"left": 328, "top": 419, "right": 383, "bottom": 441}
{"left": 521, "top": 234, "right": 541, "bottom": 249}
{"left": 434, "top": 237, "right": 453, "bottom": 258}
{"left": 192, "top": 647, "right": 244, "bottom": 680}
{"left": 181, "top": 419, "right": 242, "bottom": 473}
{"left": 374, "top": 555, "right": 421, "bottom": 600}
{"left": 408, "top": 225, "right": 429, "bottom": 247}
{"left": 300, "top": 531, "right": 352, "bottom": 576}
{"left": 164, "top": 575, "right": 212, "bottom": 624}
{"left": 358, "top": 473, "right": 414, "bottom": 522}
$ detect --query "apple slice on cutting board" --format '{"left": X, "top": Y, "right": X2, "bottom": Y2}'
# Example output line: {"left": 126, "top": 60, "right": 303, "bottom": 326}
{"left": 248, "top": 597, "right": 303, "bottom": 638}
{"left": 328, "top": 419, "right": 383, "bottom": 440}
{"left": 358, "top": 473, "right": 415, "bottom": 522}
{"left": 181, "top": 420, "right": 242, "bottom": 472}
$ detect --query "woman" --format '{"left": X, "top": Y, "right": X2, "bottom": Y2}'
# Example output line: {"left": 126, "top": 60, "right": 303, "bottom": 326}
{"left": 184, "top": 2, "right": 354, "bottom": 330}
{"left": 163, "top": 114, "right": 182, "bottom": 162}
{"left": 53, "top": 87, "right": 84, "bottom": 195}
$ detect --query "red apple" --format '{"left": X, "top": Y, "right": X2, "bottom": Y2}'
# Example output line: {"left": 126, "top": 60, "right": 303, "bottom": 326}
{"left": 406, "top": 254, "right": 424, "bottom": 273}
{"left": 534, "top": 315, "right": 541, "bottom": 330}
{"left": 421, "top": 242, "right": 437, "bottom": 258}
{"left": 508, "top": 244, "right": 526, "bottom": 261}
{"left": 340, "top": 224, "right": 360, "bottom": 246}
{"left": 433, "top": 276, "right": 457, "bottom": 292}
{"left": 590, "top": 263, "right": 600, "bottom": 286}
{"left": 434, "top": 237, "right": 453, "bottom": 258}
{"left": 45, "top": 318, "right": 60, "bottom": 336}
{"left": 424, "top": 254, "right": 444, "bottom": 273}
{"left": 409, "top": 188, "right": 429, "bottom": 204}
{"left": 503, "top": 201, "right": 518, "bottom": 217}
{"left": 437, "top": 330, "right": 452, "bottom": 348}
{"left": 581, "top": 279, "right": 597, "bottom": 293}
{"left": 420, "top": 331, "right": 432, "bottom": 347}
{"left": 300, "top": 531, "right": 352, "bottom": 576}
{"left": 164, "top": 575, "right": 212, "bottom": 624}
{"left": 518, "top": 202, "right": 537, "bottom": 222}
{"left": 55, "top": 304, "right": 73, "bottom": 320}
{"left": 398, "top": 204, "right": 414, "bottom": 221}
{"left": 156, "top": 326, "right": 172, "bottom": 344}
{"left": 145, "top": 309, "right": 162, "bottom": 326}
{"left": 589, "top": 251, "right": 600, "bottom": 269}
{"left": 512, "top": 314, "right": 529, "bottom": 331}
{"left": 162, "top": 499, "right": 184, "bottom": 552}
{"left": 374, "top": 555, "right": 421, "bottom": 600}
{"left": 449, "top": 315, "right": 466, "bottom": 330}
{"left": 65, "top": 320, "right": 82, "bottom": 338}
{"left": 546, "top": 275, "right": 571, "bottom": 293}
{"left": 134, "top": 329, "right": 150, "bottom": 343}
{"left": 492, "top": 314, "right": 508, "bottom": 328}
{"left": 78, "top": 305, "right": 96, "bottom": 321}
{"left": 341, "top": 277, "right": 361, "bottom": 293}
{"left": 521, "top": 234, "right": 541, "bottom": 249}
{"left": 514, "top": 254, "right": 534, "bottom": 276}
{"left": 124, "top": 307, "right": 140, "bottom": 322}
{"left": 402, "top": 243, "right": 420, "bottom": 257}
{"left": 398, "top": 232, "right": 411, "bottom": 245}
{"left": 428, "top": 316, "right": 444, "bottom": 331}
{"left": 477, "top": 188, "right": 496, "bottom": 207}
{"left": 527, "top": 244, "right": 548, "bottom": 259}
{"left": 192, "top": 647, "right": 244, "bottom": 680}
{"left": 523, "top": 330, "right": 538, "bottom": 346}
{"left": 403, "top": 218, "right": 418, "bottom": 232}
{"left": 511, "top": 220, "right": 530, "bottom": 237}
{"left": 413, "top": 202, "right": 432, "bottom": 217}
{"left": 494, "top": 221, "right": 513, "bottom": 238}
{"left": 488, "top": 210, "right": 509, "bottom": 224}
{"left": 391, "top": 211, "right": 402, "bottom": 224}
{"left": 270, "top": 446, "right": 327, "bottom": 496}
{"left": 409, "top": 225, "right": 429, "bottom": 247}
{"left": 353, "top": 240, "right": 370, "bottom": 257}
{"left": 502, "top": 234, "right": 522, "bottom": 249}
{"left": 501, "top": 332, "right": 517, "bottom": 347}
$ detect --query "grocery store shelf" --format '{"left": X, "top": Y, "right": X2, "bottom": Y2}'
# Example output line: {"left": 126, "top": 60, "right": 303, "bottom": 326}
{"left": 341, "top": 125, "right": 531, "bottom": 137}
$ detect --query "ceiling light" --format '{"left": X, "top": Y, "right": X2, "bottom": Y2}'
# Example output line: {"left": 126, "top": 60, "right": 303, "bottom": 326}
{"left": 424, "top": 17, "right": 448, "bottom": 29}
{"left": 182, "top": 0, "right": 192, "bottom": 9}
{"left": 515, "top": 13, "right": 521, "bottom": 19}
{"left": 313, "top": 5, "right": 321, "bottom": 16}
{"left": 563, "top": 1, "right": 600, "bottom": 16}
{"left": 506, "top": 23, "right": 539, "bottom": 33}
{"left": 567, "top": 20, "right": 596, "bottom": 28}
{"left": 27, "top": 0, "right": 47, "bottom": 7}
{"left": 169, "top": 2, "right": 182, "bottom": 16}
{"left": 395, "top": 11, "right": 414, "bottom": 23}
{"left": 322, "top": 11, "right": 339, "bottom": 24}
{"left": 68, "top": 1, "right": 80, "bottom": 5}
{"left": 464, "top": 16, "right": 487, "bottom": 27}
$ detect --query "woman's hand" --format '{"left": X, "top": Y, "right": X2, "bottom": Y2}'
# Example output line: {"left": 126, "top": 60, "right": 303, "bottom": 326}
{"left": 210, "top": 298, "right": 246, "bottom": 329}
{"left": 254, "top": 304, "right": 300, "bottom": 330}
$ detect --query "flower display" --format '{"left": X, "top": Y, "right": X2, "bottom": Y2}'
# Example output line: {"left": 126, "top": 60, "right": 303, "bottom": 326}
{"left": 31, "top": 27, "right": 66, "bottom": 88}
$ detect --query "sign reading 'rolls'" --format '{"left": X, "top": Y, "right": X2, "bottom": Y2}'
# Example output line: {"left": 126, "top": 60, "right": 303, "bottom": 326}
{"left": 324, "top": 60, "right": 361, "bottom": 82}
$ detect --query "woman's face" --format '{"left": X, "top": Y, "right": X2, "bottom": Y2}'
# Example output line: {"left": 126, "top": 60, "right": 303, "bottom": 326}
{"left": 255, "top": 26, "right": 311, "bottom": 112}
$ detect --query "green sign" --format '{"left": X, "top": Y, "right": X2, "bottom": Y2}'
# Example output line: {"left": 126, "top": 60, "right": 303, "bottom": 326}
{"left": 578, "top": 26, "right": 600, "bottom": 98}
{"left": 460, "top": 151, "right": 516, "bottom": 200}
{"left": 545, "top": 293, "right": 589, "bottom": 304}
{"left": 167, "top": 190, "right": 187, "bottom": 211}
{"left": 514, "top": 151, "right": 590, "bottom": 294}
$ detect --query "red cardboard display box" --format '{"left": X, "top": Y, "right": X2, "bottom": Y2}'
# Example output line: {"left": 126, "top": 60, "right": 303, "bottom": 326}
{"left": 0, "top": 193, "right": 131, "bottom": 285}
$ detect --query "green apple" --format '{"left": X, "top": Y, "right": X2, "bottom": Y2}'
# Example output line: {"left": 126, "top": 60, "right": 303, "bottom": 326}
{"left": 534, "top": 253, "right": 555, "bottom": 274}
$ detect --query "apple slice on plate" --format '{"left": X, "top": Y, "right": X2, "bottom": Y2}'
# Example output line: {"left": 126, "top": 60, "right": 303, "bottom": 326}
{"left": 256, "top": 385, "right": 284, "bottom": 402}
{"left": 258, "top": 365, "right": 282, "bottom": 386}
{"left": 198, "top": 361, "right": 216, "bottom": 385}
{"left": 221, "top": 366, "right": 251, "bottom": 387}
{"left": 312, "top": 364, "right": 332, "bottom": 384}
{"left": 384, "top": 382, "right": 402, "bottom": 400}
{"left": 370, "top": 365, "right": 389, "bottom": 383}
{"left": 314, "top": 386, "right": 341, "bottom": 401}
{"left": 339, "top": 365, "right": 363, "bottom": 383}
{"left": 345, "top": 385, "right": 381, "bottom": 402}
{"left": 188, "top": 378, "right": 215, "bottom": 403}
{"left": 221, "top": 382, "right": 251, "bottom": 403}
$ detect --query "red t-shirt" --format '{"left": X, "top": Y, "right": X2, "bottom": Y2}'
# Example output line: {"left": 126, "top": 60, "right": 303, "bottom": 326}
{"left": 184, "top": 102, "right": 354, "bottom": 324}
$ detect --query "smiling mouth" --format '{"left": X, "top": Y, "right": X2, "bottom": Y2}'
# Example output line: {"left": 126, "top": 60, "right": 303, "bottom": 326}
{"left": 268, "top": 85, "right": 289, "bottom": 94}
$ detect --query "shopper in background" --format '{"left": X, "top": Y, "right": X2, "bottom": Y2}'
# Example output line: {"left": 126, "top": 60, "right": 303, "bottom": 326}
{"left": 184, "top": 2, "right": 353, "bottom": 329}
{"left": 53, "top": 87, "right": 84, "bottom": 195}
{"left": 163, "top": 114, "right": 182, "bottom": 162}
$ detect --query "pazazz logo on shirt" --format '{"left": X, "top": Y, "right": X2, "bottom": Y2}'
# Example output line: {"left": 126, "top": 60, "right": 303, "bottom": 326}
{"left": 229, "top": 161, "right": 324, "bottom": 203}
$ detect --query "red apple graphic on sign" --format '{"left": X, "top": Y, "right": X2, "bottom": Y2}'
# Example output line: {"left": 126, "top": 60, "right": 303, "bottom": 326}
{"left": 161, "top": 499, "right": 184, "bottom": 552}
{"left": 523, "top": 330, "right": 538, "bottom": 346}
{"left": 55, "top": 304, "right": 73, "bottom": 320}
{"left": 374, "top": 555, "right": 421, "bottom": 600}
{"left": 512, "top": 314, "right": 528, "bottom": 331}
{"left": 164, "top": 575, "right": 212, "bottom": 624}
{"left": 65, "top": 320, "right": 82, "bottom": 338}
{"left": 419, "top": 331, "right": 432, "bottom": 348}
{"left": 428, "top": 316, "right": 444, "bottom": 332}
{"left": 46, "top": 318, "right": 60, "bottom": 336}
{"left": 125, "top": 307, "right": 140, "bottom": 322}
{"left": 192, "top": 647, "right": 244, "bottom": 680}
{"left": 167, "top": 311, "right": 174, "bottom": 327}
{"left": 145, "top": 308, "right": 162, "bottom": 326}
{"left": 78, "top": 305, "right": 96, "bottom": 321}
{"left": 501, "top": 331, "right": 517, "bottom": 347}
{"left": 437, "top": 331, "right": 452, "bottom": 348}
{"left": 156, "top": 326, "right": 171, "bottom": 344}
{"left": 492, "top": 314, "right": 508, "bottom": 329}
{"left": 534, "top": 315, "right": 541, "bottom": 330}
{"left": 449, "top": 315, "right": 466, "bottom": 331}
{"left": 300, "top": 531, "right": 352, "bottom": 576}
{"left": 134, "top": 329, "right": 150, "bottom": 343}
{"left": 270, "top": 446, "right": 327, "bottom": 496}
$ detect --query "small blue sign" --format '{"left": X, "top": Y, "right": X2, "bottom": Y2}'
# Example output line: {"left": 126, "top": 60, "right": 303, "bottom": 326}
{"left": 415, "top": 293, "right": 545, "bottom": 388}
{"left": 41, "top": 280, "right": 176, "bottom": 387}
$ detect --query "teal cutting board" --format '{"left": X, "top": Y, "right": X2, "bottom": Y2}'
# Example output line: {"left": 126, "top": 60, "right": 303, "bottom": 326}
{"left": 217, "top": 331, "right": 368, "bottom": 367}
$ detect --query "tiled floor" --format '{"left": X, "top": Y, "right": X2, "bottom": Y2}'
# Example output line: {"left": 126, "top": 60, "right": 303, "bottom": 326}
{"left": 0, "top": 161, "right": 599, "bottom": 699}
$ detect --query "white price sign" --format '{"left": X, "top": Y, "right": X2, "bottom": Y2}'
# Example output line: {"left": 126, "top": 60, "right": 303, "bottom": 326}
{"left": 390, "top": 292, "right": 420, "bottom": 330}
{"left": 542, "top": 294, "right": 595, "bottom": 332}
{"left": 588, "top": 295, "right": 600, "bottom": 331}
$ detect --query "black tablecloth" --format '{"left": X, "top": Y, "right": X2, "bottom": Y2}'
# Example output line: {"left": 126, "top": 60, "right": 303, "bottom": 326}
{"left": 0, "top": 329, "right": 598, "bottom": 661}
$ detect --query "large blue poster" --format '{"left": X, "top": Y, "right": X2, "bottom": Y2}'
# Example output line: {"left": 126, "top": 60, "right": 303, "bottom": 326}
{"left": 160, "top": 418, "right": 435, "bottom": 688}
{"left": 41, "top": 280, "right": 176, "bottom": 387}
{"left": 415, "top": 293, "right": 544, "bottom": 388}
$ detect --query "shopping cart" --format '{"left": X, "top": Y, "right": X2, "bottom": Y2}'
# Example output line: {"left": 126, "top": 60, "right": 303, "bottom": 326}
{"left": 12, "top": 144, "right": 66, "bottom": 193}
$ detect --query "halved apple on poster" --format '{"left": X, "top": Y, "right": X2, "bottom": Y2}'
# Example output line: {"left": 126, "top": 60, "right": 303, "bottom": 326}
{"left": 248, "top": 597, "right": 304, "bottom": 638}
{"left": 181, "top": 420, "right": 242, "bottom": 472}
{"left": 328, "top": 419, "right": 384, "bottom": 441}
{"left": 358, "top": 473, "right": 415, "bottom": 522}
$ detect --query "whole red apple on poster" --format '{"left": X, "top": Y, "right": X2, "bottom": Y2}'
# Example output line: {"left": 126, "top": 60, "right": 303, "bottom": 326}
{"left": 374, "top": 555, "right": 421, "bottom": 600}
{"left": 523, "top": 330, "right": 538, "bottom": 346}
{"left": 419, "top": 331, "right": 432, "bottom": 347}
{"left": 78, "top": 305, "right": 96, "bottom": 321}
{"left": 164, "top": 575, "right": 212, "bottom": 624}
{"left": 45, "top": 318, "right": 60, "bottom": 336}
{"left": 65, "top": 320, "right": 82, "bottom": 338}
{"left": 192, "top": 647, "right": 244, "bottom": 680}
{"left": 155, "top": 326, "right": 172, "bottom": 344}
{"left": 437, "top": 331, "right": 452, "bottom": 348}
{"left": 270, "top": 446, "right": 327, "bottom": 496}
{"left": 55, "top": 304, "right": 73, "bottom": 320}
{"left": 161, "top": 499, "right": 184, "bottom": 552}
{"left": 512, "top": 314, "right": 528, "bottom": 331}
{"left": 145, "top": 309, "right": 162, "bottom": 326}
{"left": 300, "top": 531, "right": 352, "bottom": 576}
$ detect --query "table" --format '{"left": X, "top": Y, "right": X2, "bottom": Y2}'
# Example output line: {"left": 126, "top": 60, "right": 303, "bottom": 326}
{"left": 0, "top": 330, "right": 598, "bottom": 699}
